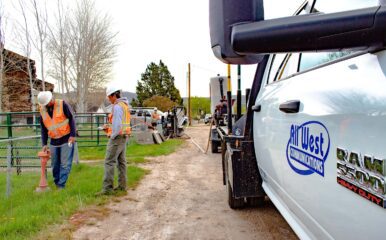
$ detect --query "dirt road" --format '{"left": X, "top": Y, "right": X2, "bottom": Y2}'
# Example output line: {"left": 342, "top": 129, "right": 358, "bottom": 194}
{"left": 73, "top": 125, "right": 297, "bottom": 240}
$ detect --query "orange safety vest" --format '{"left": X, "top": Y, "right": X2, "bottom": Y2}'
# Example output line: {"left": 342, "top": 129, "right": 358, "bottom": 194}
{"left": 151, "top": 112, "right": 159, "bottom": 122}
{"left": 40, "top": 99, "right": 71, "bottom": 139}
{"left": 107, "top": 101, "right": 131, "bottom": 137}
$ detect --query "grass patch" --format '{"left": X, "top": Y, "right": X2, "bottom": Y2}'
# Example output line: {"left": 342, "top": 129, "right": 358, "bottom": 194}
{"left": 0, "top": 163, "right": 147, "bottom": 240}
{"left": 126, "top": 139, "right": 184, "bottom": 163}
{"left": 79, "top": 139, "right": 184, "bottom": 163}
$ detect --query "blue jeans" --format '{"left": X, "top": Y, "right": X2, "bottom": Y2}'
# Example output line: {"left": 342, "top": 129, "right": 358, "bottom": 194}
{"left": 50, "top": 143, "right": 74, "bottom": 188}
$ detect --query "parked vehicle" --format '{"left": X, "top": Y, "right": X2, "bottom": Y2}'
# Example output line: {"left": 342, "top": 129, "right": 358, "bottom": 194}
{"left": 204, "top": 114, "right": 212, "bottom": 124}
{"left": 210, "top": 0, "right": 386, "bottom": 239}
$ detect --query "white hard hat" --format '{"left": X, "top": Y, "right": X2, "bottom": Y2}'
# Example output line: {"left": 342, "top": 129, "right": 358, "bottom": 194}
{"left": 106, "top": 84, "right": 121, "bottom": 97}
{"left": 37, "top": 91, "right": 53, "bottom": 106}
{"left": 154, "top": 107, "right": 157, "bottom": 111}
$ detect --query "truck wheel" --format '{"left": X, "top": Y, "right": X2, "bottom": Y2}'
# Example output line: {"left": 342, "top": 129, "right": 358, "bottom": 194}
{"left": 227, "top": 181, "right": 245, "bottom": 209}
{"left": 211, "top": 141, "right": 218, "bottom": 153}
{"left": 246, "top": 196, "right": 265, "bottom": 207}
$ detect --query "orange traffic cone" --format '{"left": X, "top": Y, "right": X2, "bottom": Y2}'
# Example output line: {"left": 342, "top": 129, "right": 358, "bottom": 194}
{"left": 36, "top": 150, "right": 50, "bottom": 192}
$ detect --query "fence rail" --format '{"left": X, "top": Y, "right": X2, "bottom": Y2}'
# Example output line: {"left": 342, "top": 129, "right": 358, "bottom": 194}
{"left": 0, "top": 112, "right": 109, "bottom": 169}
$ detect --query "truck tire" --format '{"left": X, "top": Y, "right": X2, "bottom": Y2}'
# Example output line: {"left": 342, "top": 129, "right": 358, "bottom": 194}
{"left": 211, "top": 141, "right": 218, "bottom": 153}
{"left": 227, "top": 181, "right": 245, "bottom": 209}
{"left": 246, "top": 196, "right": 265, "bottom": 207}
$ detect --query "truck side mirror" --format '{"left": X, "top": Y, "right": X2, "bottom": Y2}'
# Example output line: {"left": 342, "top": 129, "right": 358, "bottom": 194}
{"left": 209, "top": 0, "right": 264, "bottom": 64}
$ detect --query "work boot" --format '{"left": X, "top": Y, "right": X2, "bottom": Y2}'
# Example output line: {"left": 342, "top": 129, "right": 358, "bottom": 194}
{"left": 113, "top": 186, "right": 127, "bottom": 192}
{"left": 95, "top": 189, "right": 114, "bottom": 196}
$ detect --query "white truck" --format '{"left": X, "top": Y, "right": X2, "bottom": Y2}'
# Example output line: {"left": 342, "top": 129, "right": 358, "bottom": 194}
{"left": 209, "top": 0, "right": 386, "bottom": 239}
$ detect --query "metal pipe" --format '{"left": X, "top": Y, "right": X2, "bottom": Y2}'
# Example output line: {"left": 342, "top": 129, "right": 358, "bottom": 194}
{"left": 219, "top": 77, "right": 224, "bottom": 99}
{"left": 237, "top": 65, "right": 241, "bottom": 120}
{"left": 237, "top": 90, "right": 242, "bottom": 121}
{"left": 227, "top": 91, "right": 232, "bottom": 134}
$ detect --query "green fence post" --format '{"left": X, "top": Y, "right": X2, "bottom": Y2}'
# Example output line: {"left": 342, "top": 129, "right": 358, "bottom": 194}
{"left": 91, "top": 113, "right": 94, "bottom": 140}
{"left": 6, "top": 140, "right": 12, "bottom": 198}
{"left": 96, "top": 115, "right": 100, "bottom": 146}
{"left": 7, "top": 113, "right": 12, "bottom": 138}
{"left": 35, "top": 113, "right": 40, "bottom": 147}
{"left": 6, "top": 113, "right": 15, "bottom": 168}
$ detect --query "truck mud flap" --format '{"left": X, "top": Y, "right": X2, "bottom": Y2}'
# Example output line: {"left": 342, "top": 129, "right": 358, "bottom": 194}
{"left": 226, "top": 140, "right": 265, "bottom": 199}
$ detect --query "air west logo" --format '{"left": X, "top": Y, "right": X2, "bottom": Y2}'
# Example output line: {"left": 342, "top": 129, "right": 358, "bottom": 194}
{"left": 286, "top": 121, "right": 330, "bottom": 177}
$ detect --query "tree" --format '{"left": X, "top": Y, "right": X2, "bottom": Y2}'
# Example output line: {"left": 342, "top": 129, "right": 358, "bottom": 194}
{"left": 48, "top": 0, "right": 118, "bottom": 113}
{"left": 143, "top": 95, "right": 178, "bottom": 112}
{"left": 17, "top": 0, "right": 37, "bottom": 118}
{"left": 30, "top": 0, "right": 48, "bottom": 90}
{"left": 0, "top": 4, "right": 35, "bottom": 116}
{"left": 184, "top": 97, "right": 210, "bottom": 119}
{"left": 47, "top": 0, "right": 71, "bottom": 100}
{"left": 0, "top": 1, "right": 5, "bottom": 115}
{"left": 130, "top": 98, "right": 140, "bottom": 108}
{"left": 136, "top": 60, "right": 182, "bottom": 106}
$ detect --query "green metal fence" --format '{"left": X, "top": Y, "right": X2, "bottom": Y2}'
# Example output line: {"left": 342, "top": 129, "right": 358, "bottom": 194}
{"left": 75, "top": 112, "right": 109, "bottom": 147}
{"left": 0, "top": 111, "right": 109, "bottom": 169}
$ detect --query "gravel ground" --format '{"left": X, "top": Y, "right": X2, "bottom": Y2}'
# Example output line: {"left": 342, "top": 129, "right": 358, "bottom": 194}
{"left": 72, "top": 125, "right": 298, "bottom": 240}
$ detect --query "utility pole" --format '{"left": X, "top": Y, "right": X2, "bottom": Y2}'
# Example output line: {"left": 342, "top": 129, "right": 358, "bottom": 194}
{"left": 188, "top": 63, "right": 191, "bottom": 126}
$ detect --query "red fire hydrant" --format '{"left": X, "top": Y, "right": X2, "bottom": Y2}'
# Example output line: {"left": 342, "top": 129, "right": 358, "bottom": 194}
{"left": 36, "top": 150, "right": 50, "bottom": 192}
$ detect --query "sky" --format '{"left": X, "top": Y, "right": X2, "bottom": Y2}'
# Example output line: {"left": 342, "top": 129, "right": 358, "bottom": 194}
{"left": 2, "top": 0, "right": 259, "bottom": 97}
{"left": 4, "top": 0, "right": 373, "bottom": 97}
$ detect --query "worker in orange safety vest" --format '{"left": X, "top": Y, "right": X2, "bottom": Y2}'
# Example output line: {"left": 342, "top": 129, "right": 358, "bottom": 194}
{"left": 97, "top": 84, "right": 131, "bottom": 195}
{"left": 38, "top": 91, "right": 76, "bottom": 189}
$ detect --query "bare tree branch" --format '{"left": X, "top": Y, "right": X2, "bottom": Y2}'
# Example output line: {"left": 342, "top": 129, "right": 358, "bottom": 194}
{"left": 0, "top": 1, "right": 5, "bottom": 115}
{"left": 17, "top": 0, "right": 37, "bottom": 116}
{"left": 48, "top": 0, "right": 118, "bottom": 113}
{"left": 30, "top": 0, "right": 48, "bottom": 90}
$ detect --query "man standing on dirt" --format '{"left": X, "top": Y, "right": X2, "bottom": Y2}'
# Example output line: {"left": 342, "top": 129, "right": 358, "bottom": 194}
{"left": 38, "top": 91, "right": 76, "bottom": 189}
{"left": 98, "top": 85, "right": 131, "bottom": 195}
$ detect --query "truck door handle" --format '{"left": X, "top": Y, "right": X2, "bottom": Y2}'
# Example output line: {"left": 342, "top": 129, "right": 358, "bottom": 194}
{"left": 279, "top": 100, "right": 300, "bottom": 113}
{"left": 252, "top": 104, "right": 261, "bottom": 112}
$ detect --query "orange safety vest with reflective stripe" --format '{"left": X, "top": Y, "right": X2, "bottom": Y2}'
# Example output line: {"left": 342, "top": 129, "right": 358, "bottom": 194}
{"left": 40, "top": 99, "right": 71, "bottom": 139}
{"left": 106, "top": 102, "right": 131, "bottom": 137}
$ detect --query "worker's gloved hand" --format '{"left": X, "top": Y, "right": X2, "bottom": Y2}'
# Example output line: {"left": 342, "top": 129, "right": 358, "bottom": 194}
{"left": 42, "top": 145, "right": 49, "bottom": 153}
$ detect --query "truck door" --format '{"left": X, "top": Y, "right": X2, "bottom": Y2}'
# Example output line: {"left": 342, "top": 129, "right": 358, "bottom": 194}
{"left": 254, "top": 0, "right": 386, "bottom": 239}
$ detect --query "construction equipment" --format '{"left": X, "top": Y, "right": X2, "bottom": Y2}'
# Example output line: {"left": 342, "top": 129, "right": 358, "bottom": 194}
{"left": 162, "top": 106, "right": 186, "bottom": 138}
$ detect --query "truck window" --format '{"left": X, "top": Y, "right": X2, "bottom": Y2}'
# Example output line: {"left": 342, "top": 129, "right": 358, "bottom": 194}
{"left": 266, "top": 1, "right": 309, "bottom": 84}
{"left": 298, "top": 51, "right": 353, "bottom": 71}
{"left": 298, "top": 0, "right": 379, "bottom": 71}
{"left": 267, "top": 54, "right": 286, "bottom": 84}
{"left": 267, "top": 54, "right": 301, "bottom": 84}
